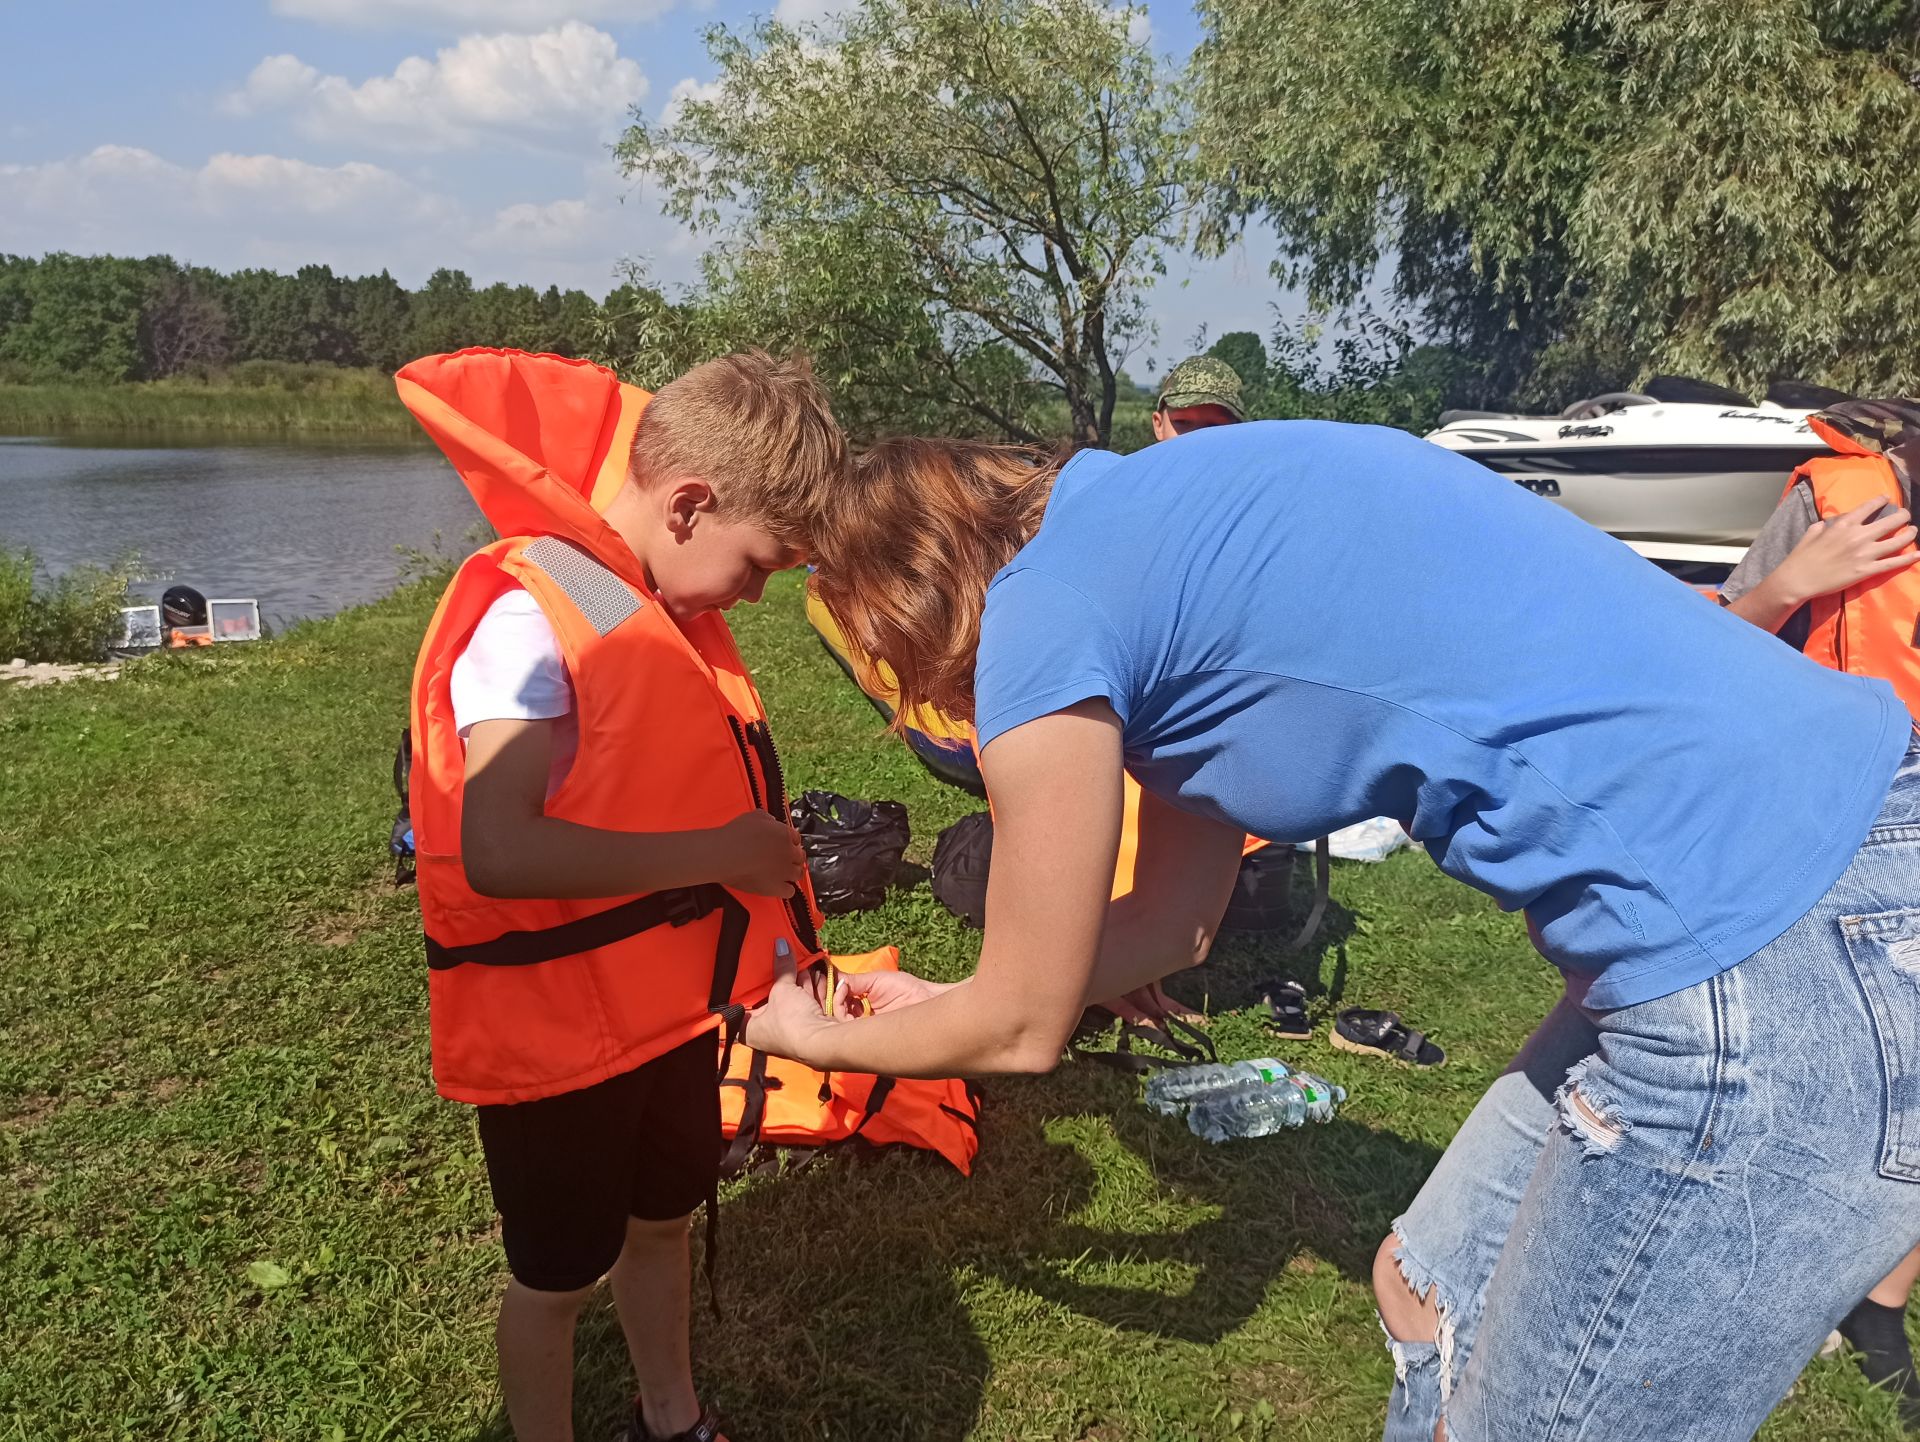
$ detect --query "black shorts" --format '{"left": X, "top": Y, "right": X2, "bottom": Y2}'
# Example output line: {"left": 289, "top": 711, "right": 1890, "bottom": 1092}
{"left": 476, "top": 1032, "right": 721, "bottom": 1293}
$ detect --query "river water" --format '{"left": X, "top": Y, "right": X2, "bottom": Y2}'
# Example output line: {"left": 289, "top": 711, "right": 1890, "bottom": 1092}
{"left": 0, "top": 434, "right": 482, "bottom": 627}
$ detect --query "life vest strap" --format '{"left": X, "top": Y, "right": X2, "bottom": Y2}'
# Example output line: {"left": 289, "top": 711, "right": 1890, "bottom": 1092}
{"left": 844, "top": 1074, "right": 897, "bottom": 1138}
{"left": 423, "top": 882, "right": 733, "bottom": 970}
{"left": 720, "top": 1050, "right": 775, "bottom": 1176}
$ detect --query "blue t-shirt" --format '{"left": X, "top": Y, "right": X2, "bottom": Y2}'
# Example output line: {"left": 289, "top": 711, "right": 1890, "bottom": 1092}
{"left": 974, "top": 421, "right": 1909, "bottom": 1008}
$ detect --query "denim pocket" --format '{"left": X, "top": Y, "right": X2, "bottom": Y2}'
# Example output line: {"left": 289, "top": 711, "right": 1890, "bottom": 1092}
{"left": 1843, "top": 906, "right": 1920, "bottom": 1183}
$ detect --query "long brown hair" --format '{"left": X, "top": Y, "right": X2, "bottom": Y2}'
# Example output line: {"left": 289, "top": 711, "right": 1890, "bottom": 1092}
{"left": 807, "top": 436, "right": 1063, "bottom": 725}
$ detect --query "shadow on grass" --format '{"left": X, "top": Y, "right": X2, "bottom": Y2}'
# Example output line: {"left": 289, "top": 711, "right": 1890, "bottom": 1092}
{"left": 971, "top": 1063, "right": 1439, "bottom": 1348}
{"left": 463, "top": 1044, "right": 1439, "bottom": 1441}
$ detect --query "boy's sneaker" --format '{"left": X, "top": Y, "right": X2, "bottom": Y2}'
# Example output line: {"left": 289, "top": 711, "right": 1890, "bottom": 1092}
{"left": 1836, "top": 1297, "right": 1920, "bottom": 1431}
{"left": 616, "top": 1402, "right": 728, "bottom": 1442}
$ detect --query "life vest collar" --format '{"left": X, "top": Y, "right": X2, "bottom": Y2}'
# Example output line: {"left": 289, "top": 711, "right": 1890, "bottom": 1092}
{"left": 394, "top": 347, "right": 655, "bottom": 596}
{"left": 1809, "top": 412, "right": 1878, "bottom": 458}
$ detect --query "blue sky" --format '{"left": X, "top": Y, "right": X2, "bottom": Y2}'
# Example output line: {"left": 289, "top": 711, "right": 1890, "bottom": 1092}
{"left": 0, "top": 0, "right": 1293, "bottom": 377}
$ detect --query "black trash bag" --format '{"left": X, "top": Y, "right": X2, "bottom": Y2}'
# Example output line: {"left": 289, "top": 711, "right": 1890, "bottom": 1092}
{"left": 1219, "top": 844, "right": 1296, "bottom": 933}
{"left": 930, "top": 811, "right": 994, "bottom": 929}
{"left": 789, "top": 790, "right": 910, "bottom": 915}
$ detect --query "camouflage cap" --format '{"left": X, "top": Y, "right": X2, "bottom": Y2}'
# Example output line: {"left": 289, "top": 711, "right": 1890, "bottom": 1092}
{"left": 1812, "top": 398, "right": 1920, "bottom": 458}
{"left": 1157, "top": 355, "right": 1247, "bottom": 421}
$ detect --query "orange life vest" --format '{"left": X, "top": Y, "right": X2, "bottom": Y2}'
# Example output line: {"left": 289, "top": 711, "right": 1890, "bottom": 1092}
{"left": 719, "top": 947, "right": 982, "bottom": 1175}
{"left": 398, "top": 348, "right": 826, "bottom": 1106}
{"left": 1790, "top": 416, "right": 1920, "bottom": 720}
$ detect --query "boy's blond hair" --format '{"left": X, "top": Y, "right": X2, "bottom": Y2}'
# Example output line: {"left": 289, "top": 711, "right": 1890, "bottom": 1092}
{"left": 629, "top": 350, "right": 846, "bottom": 547}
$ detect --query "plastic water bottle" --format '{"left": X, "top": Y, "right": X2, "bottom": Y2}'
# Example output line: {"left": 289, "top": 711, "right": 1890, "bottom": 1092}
{"left": 1142, "top": 1059, "right": 1292, "bottom": 1115}
{"left": 1186, "top": 1072, "right": 1348, "bottom": 1142}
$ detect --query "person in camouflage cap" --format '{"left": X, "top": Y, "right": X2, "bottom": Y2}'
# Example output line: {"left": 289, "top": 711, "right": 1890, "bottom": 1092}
{"left": 1152, "top": 355, "right": 1248, "bottom": 441}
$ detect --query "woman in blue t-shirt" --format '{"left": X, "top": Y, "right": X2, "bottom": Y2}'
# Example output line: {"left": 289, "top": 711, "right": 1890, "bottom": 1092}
{"left": 744, "top": 423, "right": 1920, "bottom": 1441}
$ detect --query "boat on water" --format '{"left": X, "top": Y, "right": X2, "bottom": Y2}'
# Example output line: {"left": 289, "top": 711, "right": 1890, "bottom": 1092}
{"left": 1424, "top": 375, "right": 1851, "bottom": 568}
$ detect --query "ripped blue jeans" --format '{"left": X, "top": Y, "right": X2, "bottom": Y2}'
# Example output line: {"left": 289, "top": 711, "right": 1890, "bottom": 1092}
{"left": 1386, "top": 732, "right": 1920, "bottom": 1442}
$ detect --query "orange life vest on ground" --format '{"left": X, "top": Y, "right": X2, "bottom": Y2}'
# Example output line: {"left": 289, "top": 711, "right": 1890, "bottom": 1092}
{"left": 719, "top": 947, "right": 982, "bottom": 1175}
{"left": 1791, "top": 415, "right": 1920, "bottom": 720}
{"left": 398, "top": 348, "right": 826, "bottom": 1106}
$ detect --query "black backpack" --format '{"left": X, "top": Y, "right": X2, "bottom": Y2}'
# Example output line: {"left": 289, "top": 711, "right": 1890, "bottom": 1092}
{"left": 390, "top": 729, "right": 415, "bottom": 886}
{"left": 929, "top": 812, "right": 993, "bottom": 928}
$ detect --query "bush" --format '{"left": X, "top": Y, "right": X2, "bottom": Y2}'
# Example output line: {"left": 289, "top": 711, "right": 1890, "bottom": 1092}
{"left": 0, "top": 545, "right": 138, "bottom": 663}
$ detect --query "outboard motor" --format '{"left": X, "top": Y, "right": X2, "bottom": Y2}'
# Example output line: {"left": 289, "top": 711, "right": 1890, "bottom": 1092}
{"left": 160, "top": 585, "right": 208, "bottom": 629}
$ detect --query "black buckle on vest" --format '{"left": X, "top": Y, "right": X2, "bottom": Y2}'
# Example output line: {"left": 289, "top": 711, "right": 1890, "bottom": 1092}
{"left": 666, "top": 887, "right": 709, "bottom": 927}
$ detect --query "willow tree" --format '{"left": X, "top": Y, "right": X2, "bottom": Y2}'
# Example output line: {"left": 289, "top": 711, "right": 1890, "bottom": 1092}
{"left": 616, "top": 0, "right": 1184, "bottom": 446}
{"left": 1191, "top": 0, "right": 1920, "bottom": 403}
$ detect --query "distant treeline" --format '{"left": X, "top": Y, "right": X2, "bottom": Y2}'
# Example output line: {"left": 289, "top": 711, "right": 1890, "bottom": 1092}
{"left": 0, "top": 253, "right": 628, "bottom": 385}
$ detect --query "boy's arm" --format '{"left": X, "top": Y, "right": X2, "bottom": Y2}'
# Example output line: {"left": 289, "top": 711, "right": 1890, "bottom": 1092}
{"left": 460, "top": 716, "right": 805, "bottom": 900}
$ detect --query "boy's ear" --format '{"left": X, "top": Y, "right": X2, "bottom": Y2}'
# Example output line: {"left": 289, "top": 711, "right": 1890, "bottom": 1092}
{"left": 665, "top": 478, "right": 718, "bottom": 536}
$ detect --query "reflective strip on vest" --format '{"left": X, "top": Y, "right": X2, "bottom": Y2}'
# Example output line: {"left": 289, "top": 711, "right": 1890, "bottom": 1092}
{"left": 521, "top": 535, "right": 643, "bottom": 637}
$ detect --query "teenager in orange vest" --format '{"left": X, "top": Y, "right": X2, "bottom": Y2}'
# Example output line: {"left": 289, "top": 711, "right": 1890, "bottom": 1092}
{"left": 398, "top": 347, "right": 845, "bottom": 1442}
{"left": 1722, "top": 399, "right": 1919, "bottom": 715}
{"left": 1719, "top": 397, "right": 1919, "bottom": 1420}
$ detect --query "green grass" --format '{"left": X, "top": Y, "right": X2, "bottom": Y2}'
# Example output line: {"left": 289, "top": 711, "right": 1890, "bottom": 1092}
{"left": 0, "top": 569, "right": 1909, "bottom": 1441}
{"left": 0, "top": 365, "right": 416, "bottom": 437}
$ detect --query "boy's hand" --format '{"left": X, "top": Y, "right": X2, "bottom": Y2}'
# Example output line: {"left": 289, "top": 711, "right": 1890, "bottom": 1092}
{"left": 1774, "top": 499, "right": 1918, "bottom": 604}
{"left": 713, "top": 810, "right": 807, "bottom": 897}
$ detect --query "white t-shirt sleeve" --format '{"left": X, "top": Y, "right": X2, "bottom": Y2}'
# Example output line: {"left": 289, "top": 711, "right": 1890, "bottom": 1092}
{"left": 450, "top": 589, "right": 574, "bottom": 738}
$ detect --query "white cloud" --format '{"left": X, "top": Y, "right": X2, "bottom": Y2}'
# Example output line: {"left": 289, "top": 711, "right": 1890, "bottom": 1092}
{"left": 772, "top": 0, "right": 847, "bottom": 27}
{"left": 1102, "top": 4, "right": 1151, "bottom": 47}
{"left": 0, "top": 146, "right": 449, "bottom": 249}
{"left": 660, "top": 76, "right": 723, "bottom": 123}
{"left": 225, "top": 23, "right": 647, "bottom": 152}
{"left": 271, "top": 0, "right": 675, "bottom": 30}
{"left": 0, "top": 144, "right": 702, "bottom": 296}
{"left": 478, "top": 197, "right": 594, "bottom": 253}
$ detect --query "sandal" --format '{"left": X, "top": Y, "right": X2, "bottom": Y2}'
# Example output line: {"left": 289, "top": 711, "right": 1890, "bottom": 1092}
{"left": 1331, "top": 1008, "right": 1444, "bottom": 1068}
{"left": 1261, "top": 979, "right": 1312, "bottom": 1040}
{"left": 618, "top": 1404, "right": 729, "bottom": 1442}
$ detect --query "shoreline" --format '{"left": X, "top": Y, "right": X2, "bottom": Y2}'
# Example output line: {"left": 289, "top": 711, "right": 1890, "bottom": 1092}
{"left": 0, "top": 374, "right": 420, "bottom": 438}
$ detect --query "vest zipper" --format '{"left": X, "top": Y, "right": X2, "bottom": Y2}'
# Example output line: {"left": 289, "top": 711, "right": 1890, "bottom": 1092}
{"left": 726, "top": 715, "right": 764, "bottom": 811}
{"left": 725, "top": 713, "right": 822, "bottom": 958}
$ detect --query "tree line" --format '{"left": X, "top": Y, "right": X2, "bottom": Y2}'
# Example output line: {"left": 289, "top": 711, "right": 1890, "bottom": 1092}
{"left": 8, "top": 0, "right": 1915, "bottom": 448}
{"left": 0, "top": 253, "right": 627, "bottom": 385}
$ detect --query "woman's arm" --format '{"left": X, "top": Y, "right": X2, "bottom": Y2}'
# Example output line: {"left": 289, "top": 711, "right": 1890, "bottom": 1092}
{"left": 741, "top": 700, "right": 1244, "bottom": 1077}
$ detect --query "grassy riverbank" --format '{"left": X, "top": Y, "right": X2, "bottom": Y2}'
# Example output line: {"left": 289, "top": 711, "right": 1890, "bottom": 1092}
{"left": 0, "top": 571, "right": 1907, "bottom": 1440}
{"left": 0, "top": 364, "right": 417, "bottom": 436}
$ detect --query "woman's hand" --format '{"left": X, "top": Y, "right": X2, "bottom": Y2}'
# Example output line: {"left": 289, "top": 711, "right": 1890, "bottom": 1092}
{"left": 1773, "top": 499, "right": 1918, "bottom": 604}
{"left": 834, "top": 968, "right": 952, "bottom": 1018}
{"left": 740, "top": 941, "right": 838, "bottom": 1066}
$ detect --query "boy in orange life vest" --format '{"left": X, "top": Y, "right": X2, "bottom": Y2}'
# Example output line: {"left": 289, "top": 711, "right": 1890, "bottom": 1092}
{"left": 397, "top": 348, "right": 845, "bottom": 1442}
{"left": 1719, "top": 397, "right": 1919, "bottom": 1418}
